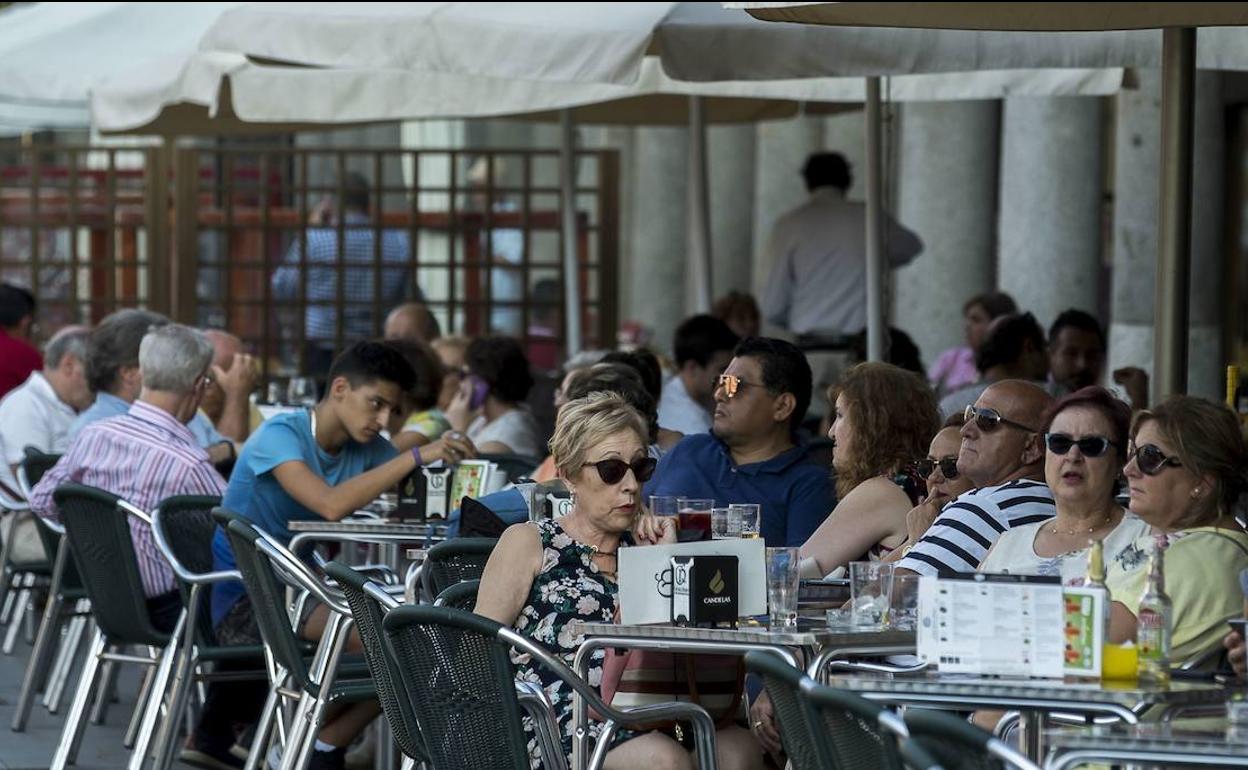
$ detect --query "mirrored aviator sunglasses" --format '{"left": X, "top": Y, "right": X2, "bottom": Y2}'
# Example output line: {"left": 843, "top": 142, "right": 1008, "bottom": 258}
{"left": 1044, "top": 433, "right": 1115, "bottom": 458}
{"left": 1131, "top": 443, "right": 1182, "bottom": 476}
{"left": 584, "top": 457, "right": 658, "bottom": 485}
{"left": 915, "top": 457, "right": 959, "bottom": 479}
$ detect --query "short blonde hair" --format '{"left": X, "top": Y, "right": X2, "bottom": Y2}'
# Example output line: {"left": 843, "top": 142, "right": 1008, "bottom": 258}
{"left": 550, "top": 392, "right": 649, "bottom": 481}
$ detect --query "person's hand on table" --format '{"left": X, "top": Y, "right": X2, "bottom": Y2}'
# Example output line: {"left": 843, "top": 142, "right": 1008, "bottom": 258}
{"left": 1225, "top": 628, "right": 1247, "bottom": 677}
{"left": 749, "top": 691, "right": 783, "bottom": 757}
{"left": 420, "top": 431, "right": 478, "bottom": 465}
{"left": 632, "top": 513, "right": 677, "bottom": 545}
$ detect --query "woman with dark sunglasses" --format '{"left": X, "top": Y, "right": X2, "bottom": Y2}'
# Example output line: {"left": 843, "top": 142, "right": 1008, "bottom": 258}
{"left": 978, "top": 387, "right": 1147, "bottom": 581}
{"left": 899, "top": 422, "right": 978, "bottom": 549}
{"left": 474, "top": 392, "right": 764, "bottom": 770}
{"left": 1102, "top": 396, "right": 1248, "bottom": 662}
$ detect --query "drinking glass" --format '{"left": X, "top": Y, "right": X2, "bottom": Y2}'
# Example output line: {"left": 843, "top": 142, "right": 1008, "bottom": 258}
{"left": 849, "top": 561, "right": 893, "bottom": 629}
{"left": 649, "top": 495, "right": 678, "bottom": 517}
{"left": 266, "top": 380, "right": 284, "bottom": 405}
{"left": 676, "top": 498, "right": 714, "bottom": 541}
{"left": 729, "top": 503, "right": 761, "bottom": 539}
{"left": 766, "top": 547, "right": 801, "bottom": 628}
{"left": 287, "top": 377, "right": 318, "bottom": 407}
{"left": 889, "top": 573, "right": 920, "bottom": 630}
{"left": 711, "top": 508, "right": 731, "bottom": 540}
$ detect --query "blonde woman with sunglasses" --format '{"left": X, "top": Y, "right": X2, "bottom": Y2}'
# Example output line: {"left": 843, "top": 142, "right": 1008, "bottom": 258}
{"left": 979, "top": 387, "right": 1148, "bottom": 581}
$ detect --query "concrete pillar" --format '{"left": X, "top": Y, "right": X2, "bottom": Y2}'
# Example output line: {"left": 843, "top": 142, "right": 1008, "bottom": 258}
{"left": 1109, "top": 70, "right": 1224, "bottom": 401}
{"left": 998, "top": 97, "right": 1105, "bottom": 329}
{"left": 708, "top": 123, "right": 757, "bottom": 299}
{"left": 629, "top": 125, "right": 690, "bottom": 355}
{"left": 751, "top": 115, "right": 824, "bottom": 312}
{"left": 891, "top": 101, "right": 1001, "bottom": 371}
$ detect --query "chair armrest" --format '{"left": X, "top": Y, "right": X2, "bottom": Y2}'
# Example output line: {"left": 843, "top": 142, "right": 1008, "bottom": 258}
{"left": 824, "top": 659, "right": 929, "bottom": 675}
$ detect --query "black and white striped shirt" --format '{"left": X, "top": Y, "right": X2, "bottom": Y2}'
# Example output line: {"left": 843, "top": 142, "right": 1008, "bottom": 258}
{"left": 897, "top": 478, "right": 1055, "bottom": 576}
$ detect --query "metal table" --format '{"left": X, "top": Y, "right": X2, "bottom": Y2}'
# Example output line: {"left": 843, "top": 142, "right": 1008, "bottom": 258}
{"left": 569, "top": 620, "right": 915, "bottom": 770}
{"left": 827, "top": 672, "right": 1229, "bottom": 762}
{"left": 1046, "top": 720, "right": 1248, "bottom": 769}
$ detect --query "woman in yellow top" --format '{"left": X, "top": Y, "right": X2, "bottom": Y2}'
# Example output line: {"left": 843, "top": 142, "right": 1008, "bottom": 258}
{"left": 1107, "top": 395, "right": 1248, "bottom": 661}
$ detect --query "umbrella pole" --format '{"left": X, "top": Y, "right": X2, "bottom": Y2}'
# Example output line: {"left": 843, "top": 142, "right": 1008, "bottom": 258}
{"left": 560, "top": 109, "right": 583, "bottom": 355}
{"left": 1154, "top": 27, "right": 1195, "bottom": 399}
{"left": 687, "top": 95, "right": 713, "bottom": 313}
{"left": 865, "top": 76, "right": 886, "bottom": 362}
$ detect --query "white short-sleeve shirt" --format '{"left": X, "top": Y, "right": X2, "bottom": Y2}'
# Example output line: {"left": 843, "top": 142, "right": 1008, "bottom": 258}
{"left": 0, "top": 372, "right": 78, "bottom": 494}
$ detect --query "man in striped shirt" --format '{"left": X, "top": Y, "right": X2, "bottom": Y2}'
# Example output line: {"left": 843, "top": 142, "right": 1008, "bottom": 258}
{"left": 29, "top": 324, "right": 227, "bottom": 626}
{"left": 897, "top": 380, "right": 1055, "bottom": 576}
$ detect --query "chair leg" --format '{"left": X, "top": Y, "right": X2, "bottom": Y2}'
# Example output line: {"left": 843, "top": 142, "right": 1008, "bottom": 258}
{"left": 91, "top": 655, "right": 121, "bottom": 726}
{"left": 42, "top": 615, "right": 76, "bottom": 709}
{"left": 47, "top": 611, "right": 91, "bottom": 714}
{"left": 127, "top": 632, "right": 181, "bottom": 770}
{"left": 10, "top": 581, "right": 66, "bottom": 731}
{"left": 124, "top": 653, "right": 160, "bottom": 749}
{"left": 50, "top": 628, "right": 107, "bottom": 770}
{"left": 2, "top": 579, "right": 32, "bottom": 654}
{"left": 243, "top": 682, "right": 284, "bottom": 770}
{"left": 0, "top": 575, "right": 15, "bottom": 624}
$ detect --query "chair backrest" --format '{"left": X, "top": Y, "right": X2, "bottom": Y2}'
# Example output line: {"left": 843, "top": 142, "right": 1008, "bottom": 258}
{"left": 324, "top": 562, "right": 428, "bottom": 763}
{"left": 744, "top": 651, "right": 833, "bottom": 770}
{"left": 434, "top": 579, "right": 480, "bottom": 611}
{"left": 53, "top": 483, "right": 169, "bottom": 647}
{"left": 899, "top": 737, "right": 948, "bottom": 770}
{"left": 382, "top": 603, "right": 530, "bottom": 770}
{"left": 903, "top": 709, "right": 1041, "bottom": 770}
{"left": 152, "top": 495, "right": 225, "bottom": 644}
{"left": 223, "top": 517, "right": 313, "bottom": 688}
{"left": 477, "top": 453, "right": 543, "bottom": 484}
{"left": 803, "top": 680, "right": 907, "bottom": 770}
{"left": 421, "top": 537, "right": 497, "bottom": 601}
{"left": 20, "top": 447, "right": 61, "bottom": 494}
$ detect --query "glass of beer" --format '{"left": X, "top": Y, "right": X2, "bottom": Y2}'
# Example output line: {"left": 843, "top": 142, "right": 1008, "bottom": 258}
{"left": 729, "top": 503, "right": 761, "bottom": 539}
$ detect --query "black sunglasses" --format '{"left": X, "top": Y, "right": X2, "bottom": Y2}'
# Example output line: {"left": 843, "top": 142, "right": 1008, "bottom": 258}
{"left": 1129, "top": 443, "right": 1183, "bottom": 476}
{"left": 964, "top": 405, "right": 1038, "bottom": 434}
{"left": 1044, "top": 433, "right": 1117, "bottom": 458}
{"left": 916, "top": 457, "right": 960, "bottom": 480}
{"left": 582, "top": 457, "right": 658, "bottom": 485}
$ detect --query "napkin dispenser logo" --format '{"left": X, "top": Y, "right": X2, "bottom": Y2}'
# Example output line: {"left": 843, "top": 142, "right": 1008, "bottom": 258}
{"left": 670, "top": 555, "right": 738, "bottom": 627}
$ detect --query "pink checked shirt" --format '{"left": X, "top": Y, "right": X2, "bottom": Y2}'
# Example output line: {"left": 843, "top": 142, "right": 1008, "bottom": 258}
{"left": 29, "top": 400, "right": 227, "bottom": 597}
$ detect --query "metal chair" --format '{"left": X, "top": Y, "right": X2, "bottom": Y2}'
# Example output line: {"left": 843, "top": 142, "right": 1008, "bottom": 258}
{"left": 50, "top": 483, "right": 176, "bottom": 770}
{"left": 803, "top": 677, "right": 908, "bottom": 770}
{"left": 2, "top": 448, "right": 62, "bottom": 655}
{"left": 743, "top": 650, "right": 830, "bottom": 770}
{"left": 903, "top": 708, "right": 1042, "bottom": 770}
{"left": 382, "top": 603, "right": 719, "bottom": 770}
{"left": 433, "top": 578, "right": 480, "bottom": 611}
{"left": 0, "top": 484, "right": 51, "bottom": 653}
{"left": 142, "top": 495, "right": 271, "bottom": 770}
{"left": 223, "top": 517, "right": 375, "bottom": 770}
{"left": 419, "top": 536, "right": 496, "bottom": 602}
{"left": 323, "top": 561, "right": 430, "bottom": 766}
{"left": 899, "top": 736, "right": 949, "bottom": 770}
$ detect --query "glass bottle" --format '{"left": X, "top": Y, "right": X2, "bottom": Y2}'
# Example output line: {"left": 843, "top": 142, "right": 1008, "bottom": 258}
{"left": 1087, "top": 538, "right": 1111, "bottom": 639}
{"left": 1136, "top": 544, "right": 1173, "bottom": 685}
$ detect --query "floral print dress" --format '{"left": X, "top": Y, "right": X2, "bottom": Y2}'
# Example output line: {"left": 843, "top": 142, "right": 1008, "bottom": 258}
{"left": 510, "top": 518, "right": 635, "bottom": 768}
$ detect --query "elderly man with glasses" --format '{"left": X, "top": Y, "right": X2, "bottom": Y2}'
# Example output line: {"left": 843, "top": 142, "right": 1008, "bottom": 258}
{"left": 892, "top": 380, "right": 1057, "bottom": 576}
{"left": 645, "top": 337, "right": 835, "bottom": 547}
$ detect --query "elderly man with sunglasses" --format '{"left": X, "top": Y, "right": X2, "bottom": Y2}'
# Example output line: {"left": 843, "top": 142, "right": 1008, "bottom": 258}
{"left": 892, "top": 380, "right": 1056, "bottom": 576}
{"left": 645, "top": 337, "right": 835, "bottom": 547}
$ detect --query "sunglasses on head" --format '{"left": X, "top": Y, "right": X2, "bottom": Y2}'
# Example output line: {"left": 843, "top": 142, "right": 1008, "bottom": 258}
{"left": 1128, "top": 443, "right": 1183, "bottom": 476}
{"left": 1044, "top": 433, "right": 1117, "bottom": 458}
{"left": 582, "top": 457, "right": 658, "bottom": 485}
{"left": 916, "top": 457, "right": 960, "bottom": 480}
{"left": 964, "top": 405, "right": 1038, "bottom": 434}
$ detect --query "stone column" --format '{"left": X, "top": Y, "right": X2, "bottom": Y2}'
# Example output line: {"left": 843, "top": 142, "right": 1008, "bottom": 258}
{"left": 628, "top": 125, "right": 690, "bottom": 354}
{"left": 708, "top": 123, "right": 757, "bottom": 299}
{"left": 1109, "top": 70, "right": 1224, "bottom": 400}
{"left": 998, "top": 97, "right": 1106, "bottom": 329}
{"left": 891, "top": 101, "right": 1002, "bottom": 370}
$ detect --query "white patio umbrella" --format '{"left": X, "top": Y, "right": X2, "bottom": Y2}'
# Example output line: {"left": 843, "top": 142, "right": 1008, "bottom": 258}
{"left": 737, "top": 1, "right": 1248, "bottom": 399}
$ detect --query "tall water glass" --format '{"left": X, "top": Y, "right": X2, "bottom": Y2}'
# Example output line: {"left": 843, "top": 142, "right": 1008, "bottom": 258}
{"left": 649, "top": 495, "right": 678, "bottom": 518}
{"left": 730, "top": 503, "right": 761, "bottom": 539}
{"left": 766, "top": 547, "right": 801, "bottom": 628}
{"left": 711, "top": 508, "right": 731, "bottom": 540}
{"left": 849, "top": 562, "right": 893, "bottom": 629}
{"left": 889, "top": 573, "right": 920, "bottom": 630}
{"left": 287, "top": 377, "right": 318, "bottom": 407}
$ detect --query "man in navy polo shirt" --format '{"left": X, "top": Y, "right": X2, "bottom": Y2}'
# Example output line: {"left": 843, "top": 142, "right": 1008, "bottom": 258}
{"left": 646, "top": 336, "right": 834, "bottom": 547}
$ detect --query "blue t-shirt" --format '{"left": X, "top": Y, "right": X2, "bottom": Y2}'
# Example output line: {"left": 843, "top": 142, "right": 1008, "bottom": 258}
{"left": 210, "top": 409, "right": 396, "bottom": 624}
{"left": 644, "top": 433, "right": 834, "bottom": 547}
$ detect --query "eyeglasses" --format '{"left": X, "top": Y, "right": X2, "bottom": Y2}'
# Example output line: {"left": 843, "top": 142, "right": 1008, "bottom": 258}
{"left": 1128, "top": 443, "right": 1183, "bottom": 476}
{"left": 916, "top": 457, "right": 960, "bottom": 480}
{"left": 963, "top": 405, "right": 1038, "bottom": 434}
{"left": 582, "top": 457, "right": 658, "bottom": 485}
{"left": 717, "top": 373, "right": 767, "bottom": 399}
{"left": 1044, "top": 433, "right": 1116, "bottom": 458}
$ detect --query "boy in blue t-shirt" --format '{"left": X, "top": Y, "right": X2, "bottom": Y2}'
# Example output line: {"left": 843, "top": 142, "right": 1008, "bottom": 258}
{"left": 194, "top": 341, "right": 471, "bottom": 770}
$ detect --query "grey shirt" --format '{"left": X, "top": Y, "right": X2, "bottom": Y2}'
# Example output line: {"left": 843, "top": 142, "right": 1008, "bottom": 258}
{"left": 762, "top": 187, "right": 922, "bottom": 336}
